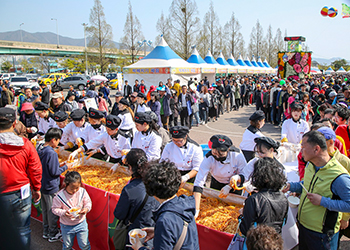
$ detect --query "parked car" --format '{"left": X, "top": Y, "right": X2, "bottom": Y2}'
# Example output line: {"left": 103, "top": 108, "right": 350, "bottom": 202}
{"left": 58, "top": 75, "right": 89, "bottom": 90}
{"left": 25, "top": 74, "right": 40, "bottom": 82}
{"left": 9, "top": 76, "right": 39, "bottom": 95}
{"left": 38, "top": 73, "right": 67, "bottom": 85}
{"left": 105, "top": 73, "right": 117, "bottom": 81}
{"left": 1, "top": 73, "right": 17, "bottom": 81}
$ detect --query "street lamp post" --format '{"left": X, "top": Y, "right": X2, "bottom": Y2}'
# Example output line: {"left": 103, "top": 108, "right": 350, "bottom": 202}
{"left": 137, "top": 40, "right": 152, "bottom": 57}
{"left": 20, "top": 23, "right": 24, "bottom": 42}
{"left": 51, "top": 18, "right": 59, "bottom": 48}
{"left": 82, "top": 23, "right": 88, "bottom": 75}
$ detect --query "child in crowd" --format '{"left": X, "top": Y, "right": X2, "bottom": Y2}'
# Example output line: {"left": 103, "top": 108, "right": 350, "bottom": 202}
{"left": 37, "top": 128, "right": 72, "bottom": 242}
{"left": 52, "top": 171, "right": 92, "bottom": 250}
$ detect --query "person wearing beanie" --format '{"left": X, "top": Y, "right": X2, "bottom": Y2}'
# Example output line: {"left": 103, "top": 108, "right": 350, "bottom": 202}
{"left": 161, "top": 126, "right": 203, "bottom": 187}
{"left": 117, "top": 98, "right": 136, "bottom": 140}
{"left": 19, "top": 102, "right": 38, "bottom": 139}
{"left": 68, "top": 114, "right": 131, "bottom": 166}
{"left": 240, "top": 110, "right": 266, "bottom": 162}
{"left": 193, "top": 134, "right": 247, "bottom": 218}
{"left": 34, "top": 102, "right": 56, "bottom": 136}
{"left": 132, "top": 112, "right": 162, "bottom": 161}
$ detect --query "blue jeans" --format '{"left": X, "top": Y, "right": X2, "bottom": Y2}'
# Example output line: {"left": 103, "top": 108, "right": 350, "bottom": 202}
{"left": 0, "top": 190, "right": 32, "bottom": 248}
{"left": 61, "top": 220, "right": 90, "bottom": 250}
{"left": 299, "top": 223, "right": 339, "bottom": 250}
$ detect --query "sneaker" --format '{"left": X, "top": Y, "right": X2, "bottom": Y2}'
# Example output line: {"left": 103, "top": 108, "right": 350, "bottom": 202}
{"left": 43, "top": 234, "right": 49, "bottom": 239}
{"left": 48, "top": 231, "right": 62, "bottom": 243}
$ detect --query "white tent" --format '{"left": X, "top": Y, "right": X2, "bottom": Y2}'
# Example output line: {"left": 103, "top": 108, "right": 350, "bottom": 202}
{"left": 325, "top": 67, "right": 335, "bottom": 75}
{"left": 204, "top": 50, "right": 228, "bottom": 75}
{"left": 337, "top": 67, "right": 347, "bottom": 74}
{"left": 123, "top": 37, "right": 201, "bottom": 88}
{"left": 216, "top": 52, "right": 240, "bottom": 75}
{"left": 187, "top": 48, "right": 216, "bottom": 83}
{"left": 226, "top": 54, "right": 249, "bottom": 74}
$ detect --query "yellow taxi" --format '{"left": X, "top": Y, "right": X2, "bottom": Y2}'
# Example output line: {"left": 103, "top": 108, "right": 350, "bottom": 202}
{"left": 38, "top": 73, "right": 67, "bottom": 85}
{"left": 109, "top": 78, "right": 120, "bottom": 89}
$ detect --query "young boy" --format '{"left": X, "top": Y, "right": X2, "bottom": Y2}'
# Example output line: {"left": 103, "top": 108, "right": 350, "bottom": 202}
{"left": 37, "top": 128, "right": 72, "bottom": 242}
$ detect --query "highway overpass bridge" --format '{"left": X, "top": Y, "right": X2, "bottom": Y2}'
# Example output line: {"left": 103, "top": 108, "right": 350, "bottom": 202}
{"left": 0, "top": 40, "right": 144, "bottom": 59}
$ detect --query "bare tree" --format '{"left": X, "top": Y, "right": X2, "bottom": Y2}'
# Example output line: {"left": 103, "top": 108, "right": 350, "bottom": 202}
{"left": 265, "top": 25, "right": 275, "bottom": 66}
{"left": 202, "top": 1, "right": 220, "bottom": 56}
{"left": 274, "top": 28, "right": 284, "bottom": 52}
{"left": 168, "top": 0, "right": 200, "bottom": 59}
{"left": 248, "top": 20, "right": 264, "bottom": 58}
{"left": 86, "top": 0, "right": 114, "bottom": 73}
{"left": 284, "top": 29, "right": 288, "bottom": 50}
{"left": 155, "top": 11, "right": 171, "bottom": 44}
{"left": 224, "top": 12, "right": 244, "bottom": 58}
{"left": 196, "top": 21, "right": 210, "bottom": 58}
{"left": 120, "top": 1, "right": 144, "bottom": 63}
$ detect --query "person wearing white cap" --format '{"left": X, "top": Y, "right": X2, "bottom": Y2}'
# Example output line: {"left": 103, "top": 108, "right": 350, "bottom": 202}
{"left": 51, "top": 92, "right": 72, "bottom": 113}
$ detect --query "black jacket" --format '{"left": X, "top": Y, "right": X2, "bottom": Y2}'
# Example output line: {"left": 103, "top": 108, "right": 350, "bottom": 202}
{"left": 124, "top": 85, "right": 132, "bottom": 97}
{"left": 240, "top": 189, "right": 288, "bottom": 236}
{"left": 41, "top": 88, "right": 50, "bottom": 104}
{"left": 114, "top": 178, "right": 159, "bottom": 247}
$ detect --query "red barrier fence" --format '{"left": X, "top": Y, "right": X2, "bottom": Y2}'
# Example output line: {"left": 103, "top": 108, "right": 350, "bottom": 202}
{"left": 31, "top": 182, "right": 233, "bottom": 250}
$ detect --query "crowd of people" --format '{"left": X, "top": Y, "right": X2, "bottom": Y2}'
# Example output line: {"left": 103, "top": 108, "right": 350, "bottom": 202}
{"left": 1, "top": 73, "right": 350, "bottom": 250}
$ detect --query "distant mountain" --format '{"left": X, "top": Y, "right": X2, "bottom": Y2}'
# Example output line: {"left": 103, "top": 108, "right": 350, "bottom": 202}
{"left": 0, "top": 30, "right": 124, "bottom": 49}
{"left": 312, "top": 57, "right": 350, "bottom": 65}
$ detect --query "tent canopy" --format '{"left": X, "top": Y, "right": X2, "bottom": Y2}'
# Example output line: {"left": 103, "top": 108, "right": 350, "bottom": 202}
{"left": 204, "top": 50, "right": 218, "bottom": 64}
{"left": 227, "top": 54, "right": 238, "bottom": 66}
{"left": 187, "top": 48, "right": 206, "bottom": 64}
{"left": 237, "top": 55, "right": 247, "bottom": 67}
{"left": 244, "top": 57, "right": 253, "bottom": 67}
{"left": 337, "top": 67, "right": 346, "bottom": 73}
{"left": 216, "top": 52, "right": 229, "bottom": 65}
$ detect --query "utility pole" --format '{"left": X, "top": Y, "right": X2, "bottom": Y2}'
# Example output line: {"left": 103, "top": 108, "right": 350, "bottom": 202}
{"left": 82, "top": 23, "right": 88, "bottom": 75}
{"left": 51, "top": 18, "right": 59, "bottom": 48}
{"left": 20, "top": 23, "right": 24, "bottom": 42}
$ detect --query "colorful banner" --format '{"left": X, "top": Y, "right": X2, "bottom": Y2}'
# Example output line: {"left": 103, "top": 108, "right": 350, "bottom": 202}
{"left": 31, "top": 178, "right": 233, "bottom": 250}
{"left": 342, "top": 3, "right": 350, "bottom": 18}
{"left": 171, "top": 67, "right": 201, "bottom": 74}
{"left": 237, "top": 68, "right": 247, "bottom": 74}
{"left": 123, "top": 67, "right": 171, "bottom": 74}
{"left": 277, "top": 52, "right": 312, "bottom": 80}
{"left": 201, "top": 68, "right": 216, "bottom": 74}
{"left": 216, "top": 68, "right": 228, "bottom": 74}
{"left": 227, "top": 68, "right": 238, "bottom": 74}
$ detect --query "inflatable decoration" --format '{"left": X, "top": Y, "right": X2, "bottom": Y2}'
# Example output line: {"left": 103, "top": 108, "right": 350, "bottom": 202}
{"left": 321, "top": 6, "right": 329, "bottom": 16}
{"left": 328, "top": 7, "right": 338, "bottom": 18}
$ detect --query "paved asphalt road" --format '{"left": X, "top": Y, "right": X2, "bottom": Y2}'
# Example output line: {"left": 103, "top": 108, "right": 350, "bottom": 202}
{"left": 29, "top": 91, "right": 350, "bottom": 249}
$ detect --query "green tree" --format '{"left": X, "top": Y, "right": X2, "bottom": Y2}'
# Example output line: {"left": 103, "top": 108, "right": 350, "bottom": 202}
{"left": 86, "top": 0, "right": 114, "bottom": 73}
{"left": 120, "top": 1, "right": 144, "bottom": 63}
{"left": 331, "top": 59, "right": 349, "bottom": 71}
{"left": 1, "top": 61, "right": 12, "bottom": 72}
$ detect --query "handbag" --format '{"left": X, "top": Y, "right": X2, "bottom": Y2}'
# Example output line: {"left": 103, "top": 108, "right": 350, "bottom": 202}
{"left": 227, "top": 219, "right": 247, "bottom": 250}
{"left": 113, "top": 194, "right": 149, "bottom": 250}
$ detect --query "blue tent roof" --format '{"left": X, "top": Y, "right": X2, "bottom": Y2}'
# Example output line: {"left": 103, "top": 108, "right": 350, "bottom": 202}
{"left": 251, "top": 57, "right": 259, "bottom": 67}
{"left": 257, "top": 58, "right": 265, "bottom": 68}
{"left": 216, "top": 52, "right": 229, "bottom": 65}
{"left": 204, "top": 50, "right": 218, "bottom": 64}
{"left": 244, "top": 57, "right": 253, "bottom": 67}
{"left": 143, "top": 38, "right": 182, "bottom": 60}
{"left": 187, "top": 48, "right": 206, "bottom": 64}
{"left": 227, "top": 54, "right": 238, "bottom": 66}
{"left": 263, "top": 59, "right": 272, "bottom": 68}
{"left": 236, "top": 55, "right": 247, "bottom": 66}
{"left": 326, "top": 67, "right": 334, "bottom": 71}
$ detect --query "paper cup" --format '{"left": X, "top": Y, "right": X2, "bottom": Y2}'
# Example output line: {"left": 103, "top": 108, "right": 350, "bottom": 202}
{"left": 288, "top": 196, "right": 300, "bottom": 208}
{"left": 129, "top": 229, "right": 147, "bottom": 245}
{"left": 69, "top": 207, "right": 81, "bottom": 217}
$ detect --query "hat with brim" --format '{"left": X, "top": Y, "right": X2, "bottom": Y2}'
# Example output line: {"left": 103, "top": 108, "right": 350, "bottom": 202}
{"left": 52, "top": 92, "right": 63, "bottom": 99}
{"left": 21, "top": 102, "right": 34, "bottom": 111}
{"left": 209, "top": 135, "right": 233, "bottom": 151}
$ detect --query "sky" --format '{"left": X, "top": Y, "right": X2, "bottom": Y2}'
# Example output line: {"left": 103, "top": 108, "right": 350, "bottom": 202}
{"left": 1, "top": 0, "right": 350, "bottom": 61}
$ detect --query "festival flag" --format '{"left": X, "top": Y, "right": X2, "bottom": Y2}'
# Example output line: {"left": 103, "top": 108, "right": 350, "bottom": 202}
{"left": 342, "top": 3, "right": 350, "bottom": 18}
